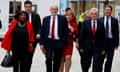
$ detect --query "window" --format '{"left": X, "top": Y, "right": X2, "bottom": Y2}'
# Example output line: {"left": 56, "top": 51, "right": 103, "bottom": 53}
{"left": 9, "top": 1, "right": 21, "bottom": 23}
{"left": 32, "top": 4, "right": 37, "bottom": 13}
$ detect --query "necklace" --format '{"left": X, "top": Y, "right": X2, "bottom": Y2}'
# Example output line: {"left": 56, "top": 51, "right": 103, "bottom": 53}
{"left": 18, "top": 22, "right": 25, "bottom": 28}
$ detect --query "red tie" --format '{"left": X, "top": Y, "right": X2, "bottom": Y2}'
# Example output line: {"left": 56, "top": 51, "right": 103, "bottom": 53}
{"left": 51, "top": 16, "right": 55, "bottom": 40}
{"left": 92, "top": 21, "right": 96, "bottom": 35}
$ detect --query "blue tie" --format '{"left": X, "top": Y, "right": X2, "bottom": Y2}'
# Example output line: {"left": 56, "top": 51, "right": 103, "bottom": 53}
{"left": 106, "top": 17, "right": 109, "bottom": 38}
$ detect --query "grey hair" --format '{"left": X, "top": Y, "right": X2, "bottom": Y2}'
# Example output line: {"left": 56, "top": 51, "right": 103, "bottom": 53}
{"left": 50, "top": 4, "right": 58, "bottom": 10}
{"left": 90, "top": 8, "right": 98, "bottom": 13}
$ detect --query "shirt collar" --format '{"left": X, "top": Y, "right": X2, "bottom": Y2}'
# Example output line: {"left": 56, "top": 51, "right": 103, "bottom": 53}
{"left": 91, "top": 20, "right": 97, "bottom": 23}
{"left": 105, "top": 16, "right": 111, "bottom": 19}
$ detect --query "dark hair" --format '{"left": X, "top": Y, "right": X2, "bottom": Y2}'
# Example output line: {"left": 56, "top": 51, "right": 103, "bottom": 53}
{"left": 24, "top": 1, "right": 32, "bottom": 6}
{"left": 105, "top": 5, "right": 113, "bottom": 11}
{"left": 65, "top": 7, "right": 71, "bottom": 12}
{"left": 14, "top": 11, "right": 29, "bottom": 21}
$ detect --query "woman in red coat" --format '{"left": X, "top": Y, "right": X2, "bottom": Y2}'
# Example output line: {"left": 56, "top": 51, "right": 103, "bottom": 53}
{"left": 60, "top": 11, "right": 78, "bottom": 72}
{"left": 1, "top": 11, "right": 34, "bottom": 72}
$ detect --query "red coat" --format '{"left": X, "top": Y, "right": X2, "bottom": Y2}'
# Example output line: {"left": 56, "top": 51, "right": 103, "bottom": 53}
{"left": 71, "top": 16, "right": 77, "bottom": 25}
{"left": 1, "top": 20, "right": 34, "bottom": 51}
{"left": 67, "top": 22, "right": 78, "bottom": 46}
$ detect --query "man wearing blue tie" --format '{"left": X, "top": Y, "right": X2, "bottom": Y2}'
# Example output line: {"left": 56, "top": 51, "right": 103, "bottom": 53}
{"left": 40, "top": 5, "right": 68, "bottom": 72}
{"left": 99, "top": 5, "right": 119, "bottom": 72}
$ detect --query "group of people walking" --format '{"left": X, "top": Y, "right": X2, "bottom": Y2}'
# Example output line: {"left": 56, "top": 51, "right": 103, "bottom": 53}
{"left": 1, "top": 1, "right": 119, "bottom": 72}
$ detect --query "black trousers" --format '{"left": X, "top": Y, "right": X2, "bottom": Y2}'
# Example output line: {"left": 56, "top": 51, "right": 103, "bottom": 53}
{"left": 45, "top": 39, "right": 63, "bottom": 72}
{"left": 80, "top": 44, "right": 101, "bottom": 72}
{"left": 99, "top": 39, "right": 115, "bottom": 72}
{"left": 13, "top": 59, "right": 29, "bottom": 72}
{"left": 12, "top": 50, "right": 30, "bottom": 72}
{"left": 27, "top": 39, "right": 39, "bottom": 72}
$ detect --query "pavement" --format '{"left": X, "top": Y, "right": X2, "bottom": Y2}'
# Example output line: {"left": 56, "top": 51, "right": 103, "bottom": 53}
{"left": 0, "top": 43, "right": 120, "bottom": 72}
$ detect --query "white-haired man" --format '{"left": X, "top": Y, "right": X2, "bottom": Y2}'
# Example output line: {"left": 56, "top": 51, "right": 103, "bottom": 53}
{"left": 40, "top": 5, "right": 68, "bottom": 72}
{"left": 79, "top": 8, "right": 105, "bottom": 72}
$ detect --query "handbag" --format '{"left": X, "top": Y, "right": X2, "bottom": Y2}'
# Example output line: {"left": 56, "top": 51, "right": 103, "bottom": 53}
{"left": 1, "top": 51, "right": 13, "bottom": 67}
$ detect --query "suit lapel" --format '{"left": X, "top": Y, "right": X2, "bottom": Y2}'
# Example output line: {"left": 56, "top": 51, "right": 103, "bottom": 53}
{"left": 90, "top": 20, "right": 92, "bottom": 32}
{"left": 102, "top": 17, "right": 106, "bottom": 29}
{"left": 111, "top": 17, "right": 114, "bottom": 31}
{"left": 96, "top": 20, "right": 100, "bottom": 34}
{"left": 47, "top": 16, "right": 51, "bottom": 34}
{"left": 31, "top": 13, "right": 34, "bottom": 23}
{"left": 88, "top": 20, "right": 92, "bottom": 34}
{"left": 57, "top": 15, "right": 60, "bottom": 34}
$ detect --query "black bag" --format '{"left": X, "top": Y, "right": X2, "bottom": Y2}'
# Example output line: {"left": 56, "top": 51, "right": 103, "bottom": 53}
{"left": 1, "top": 52, "right": 13, "bottom": 67}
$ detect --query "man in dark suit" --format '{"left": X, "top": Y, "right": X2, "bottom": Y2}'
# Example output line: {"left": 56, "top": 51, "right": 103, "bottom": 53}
{"left": 24, "top": 1, "right": 41, "bottom": 71}
{"left": 99, "top": 5, "right": 119, "bottom": 72}
{"left": 40, "top": 5, "right": 68, "bottom": 72}
{"left": 79, "top": 8, "right": 105, "bottom": 72}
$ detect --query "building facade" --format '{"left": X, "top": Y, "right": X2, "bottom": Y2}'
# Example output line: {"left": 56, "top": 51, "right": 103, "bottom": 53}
{"left": 0, "top": 0, "right": 120, "bottom": 39}
{"left": 67, "top": 0, "right": 120, "bottom": 17}
{"left": 0, "top": 0, "right": 60, "bottom": 39}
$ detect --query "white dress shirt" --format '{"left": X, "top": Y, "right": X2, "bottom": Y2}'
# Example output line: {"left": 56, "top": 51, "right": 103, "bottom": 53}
{"left": 104, "top": 16, "right": 113, "bottom": 38}
{"left": 29, "top": 13, "right": 32, "bottom": 22}
{"left": 91, "top": 20, "right": 97, "bottom": 30}
{"left": 117, "top": 16, "right": 120, "bottom": 23}
{"left": 48, "top": 15, "right": 59, "bottom": 40}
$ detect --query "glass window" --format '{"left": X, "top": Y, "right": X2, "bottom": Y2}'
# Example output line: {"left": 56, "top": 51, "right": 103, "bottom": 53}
{"left": 9, "top": 1, "right": 21, "bottom": 23}
{"left": 69, "top": 0, "right": 115, "bottom": 17}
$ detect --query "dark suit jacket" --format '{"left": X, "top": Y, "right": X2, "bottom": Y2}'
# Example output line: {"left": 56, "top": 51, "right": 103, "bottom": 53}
{"left": 79, "top": 19, "right": 105, "bottom": 51}
{"left": 100, "top": 17, "right": 119, "bottom": 48}
{"left": 31, "top": 12, "right": 41, "bottom": 35}
{"left": 40, "top": 15, "right": 68, "bottom": 46}
{"left": 0, "top": 20, "right": 1, "bottom": 28}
